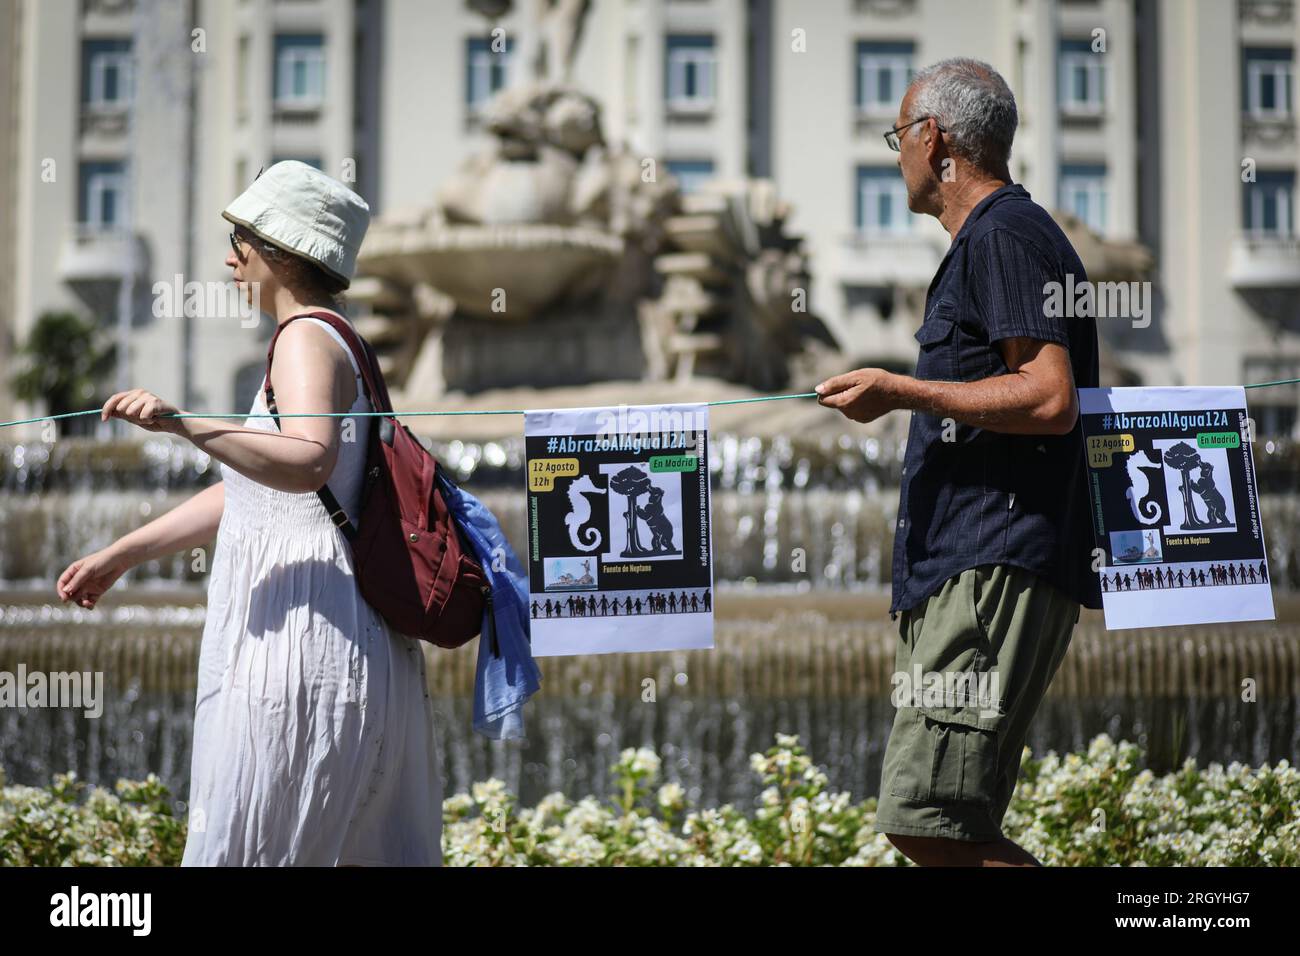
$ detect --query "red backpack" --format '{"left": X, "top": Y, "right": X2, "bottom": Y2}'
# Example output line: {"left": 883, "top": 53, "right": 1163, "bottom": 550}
{"left": 263, "top": 310, "right": 490, "bottom": 650}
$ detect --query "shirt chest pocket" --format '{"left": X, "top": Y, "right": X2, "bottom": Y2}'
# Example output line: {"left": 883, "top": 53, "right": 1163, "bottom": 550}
{"left": 914, "top": 301, "right": 959, "bottom": 381}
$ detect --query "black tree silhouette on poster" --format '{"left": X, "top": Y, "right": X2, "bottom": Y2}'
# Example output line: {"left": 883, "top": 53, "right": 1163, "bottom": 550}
{"left": 1163, "top": 442, "right": 1232, "bottom": 530}
{"left": 609, "top": 466, "right": 680, "bottom": 557}
{"left": 611, "top": 466, "right": 652, "bottom": 556}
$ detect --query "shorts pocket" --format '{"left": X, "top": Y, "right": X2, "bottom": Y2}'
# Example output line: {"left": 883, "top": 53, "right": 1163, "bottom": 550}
{"left": 904, "top": 569, "right": 1005, "bottom": 733}
{"left": 928, "top": 715, "right": 998, "bottom": 805}
{"left": 886, "top": 569, "right": 1008, "bottom": 809}
{"left": 886, "top": 707, "right": 999, "bottom": 806}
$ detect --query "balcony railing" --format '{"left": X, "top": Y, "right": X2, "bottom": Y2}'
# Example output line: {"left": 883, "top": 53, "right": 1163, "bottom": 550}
{"left": 665, "top": 97, "right": 716, "bottom": 119}
{"left": 1228, "top": 233, "right": 1300, "bottom": 288}
{"left": 852, "top": 0, "right": 918, "bottom": 15}
{"left": 59, "top": 226, "right": 148, "bottom": 283}
{"left": 1243, "top": 115, "right": 1297, "bottom": 147}
{"left": 83, "top": 0, "right": 134, "bottom": 16}
{"left": 1240, "top": 0, "right": 1294, "bottom": 27}
{"left": 839, "top": 231, "right": 942, "bottom": 286}
{"left": 79, "top": 104, "right": 130, "bottom": 136}
{"left": 272, "top": 98, "right": 324, "bottom": 126}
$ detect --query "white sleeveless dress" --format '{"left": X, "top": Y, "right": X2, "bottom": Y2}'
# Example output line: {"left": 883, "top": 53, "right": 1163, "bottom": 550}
{"left": 181, "top": 316, "right": 442, "bottom": 867}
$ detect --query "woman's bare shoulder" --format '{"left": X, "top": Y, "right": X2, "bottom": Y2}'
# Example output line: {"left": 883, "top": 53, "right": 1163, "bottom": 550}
{"left": 297, "top": 309, "right": 356, "bottom": 334}
{"left": 270, "top": 319, "right": 355, "bottom": 395}
{"left": 274, "top": 315, "right": 351, "bottom": 355}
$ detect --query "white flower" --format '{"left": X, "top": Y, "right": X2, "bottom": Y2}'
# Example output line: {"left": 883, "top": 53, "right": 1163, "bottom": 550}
{"left": 727, "top": 836, "right": 764, "bottom": 865}
{"left": 657, "top": 782, "right": 685, "bottom": 812}
{"left": 471, "top": 778, "right": 507, "bottom": 803}
{"left": 631, "top": 748, "right": 661, "bottom": 778}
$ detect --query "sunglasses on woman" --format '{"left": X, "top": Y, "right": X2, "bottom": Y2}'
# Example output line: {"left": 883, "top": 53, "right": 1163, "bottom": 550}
{"left": 230, "top": 227, "right": 282, "bottom": 261}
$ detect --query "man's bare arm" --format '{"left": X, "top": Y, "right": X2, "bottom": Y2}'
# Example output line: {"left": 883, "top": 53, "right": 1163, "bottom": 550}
{"left": 890, "top": 338, "right": 1078, "bottom": 434}
{"left": 816, "top": 338, "right": 1078, "bottom": 435}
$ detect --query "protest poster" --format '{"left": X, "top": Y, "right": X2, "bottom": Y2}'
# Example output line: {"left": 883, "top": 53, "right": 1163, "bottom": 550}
{"left": 523, "top": 402, "right": 714, "bottom": 656}
{"left": 1079, "top": 386, "right": 1275, "bottom": 629}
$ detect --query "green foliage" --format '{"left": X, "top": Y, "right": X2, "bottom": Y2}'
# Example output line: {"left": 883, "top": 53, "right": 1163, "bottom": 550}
{"left": 9, "top": 310, "right": 117, "bottom": 435}
{"left": 3, "top": 735, "right": 1296, "bottom": 866}
{"left": 1002, "top": 736, "right": 1300, "bottom": 866}
{"left": 442, "top": 733, "right": 1300, "bottom": 867}
{"left": 0, "top": 769, "right": 187, "bottom": 866}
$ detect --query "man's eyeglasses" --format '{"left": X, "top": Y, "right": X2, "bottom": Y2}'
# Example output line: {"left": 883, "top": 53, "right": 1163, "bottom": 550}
{"left": 229, "top": 230, "right": 249, "bottom": 260}
{"left": 884, "top": 115, "right": 946, "bottom": 151}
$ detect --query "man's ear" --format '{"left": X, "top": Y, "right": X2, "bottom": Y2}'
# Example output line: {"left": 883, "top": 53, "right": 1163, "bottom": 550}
{"left": 924, "top": 122, "right": 945, "bottom": 173}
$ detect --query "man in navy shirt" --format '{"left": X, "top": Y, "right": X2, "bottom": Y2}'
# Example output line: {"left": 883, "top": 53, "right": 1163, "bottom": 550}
{"left": 817, "top": 58, "right": 1102, "bottom": 866}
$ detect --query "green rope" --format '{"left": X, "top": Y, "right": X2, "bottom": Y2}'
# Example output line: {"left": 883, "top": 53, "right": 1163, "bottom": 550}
{"left": 0, "top": 392, "right": 823, "bottom": 429}
{"left": 1243, "top": 377, "right": 1300, "bottom": 390}
{"left": 7, "top": 380, "right": 1297, "bottom": 430}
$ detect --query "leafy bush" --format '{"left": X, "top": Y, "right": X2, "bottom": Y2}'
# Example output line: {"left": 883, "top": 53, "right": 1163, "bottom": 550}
{"left": 1002, "top": 736, "right": 1300, "bottom": 866}
{"left": 2, "top": 735, "right": 1296, "bottom": 866}
{"left": 0, "top": 767, "right": 186, "bottom": 866}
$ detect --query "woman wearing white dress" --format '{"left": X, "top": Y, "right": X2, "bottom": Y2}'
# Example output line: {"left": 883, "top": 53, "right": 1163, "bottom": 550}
{"left": 55, "top": 161, "right": 442, "bottom": 866}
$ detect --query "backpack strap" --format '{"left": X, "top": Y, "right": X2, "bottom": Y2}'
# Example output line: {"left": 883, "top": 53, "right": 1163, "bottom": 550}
{"left": 264, "top": 311, "right": 381, "bottom": 541}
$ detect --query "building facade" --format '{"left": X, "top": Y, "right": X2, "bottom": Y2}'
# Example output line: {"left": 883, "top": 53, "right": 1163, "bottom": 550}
{"left": 3, "top": 0, "right": 1297, "bottom": 438}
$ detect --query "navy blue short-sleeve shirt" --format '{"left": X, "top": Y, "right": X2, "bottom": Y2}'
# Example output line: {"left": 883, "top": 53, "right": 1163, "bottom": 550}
{"left": 890, "top": 182, "right": 1103, "bottom": 615}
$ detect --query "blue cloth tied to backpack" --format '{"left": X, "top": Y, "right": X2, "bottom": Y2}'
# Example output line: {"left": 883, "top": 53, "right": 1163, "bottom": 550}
{"left": 437, "top": 470, "right": 542, "bottom": 740}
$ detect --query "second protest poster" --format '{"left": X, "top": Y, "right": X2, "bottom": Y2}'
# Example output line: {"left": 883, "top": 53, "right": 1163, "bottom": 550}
{"left": 523, "top": 402, "right": 714, "bottom": 656}
{"left": 1079, "top": 385, "right": 1274, "bottom": 629}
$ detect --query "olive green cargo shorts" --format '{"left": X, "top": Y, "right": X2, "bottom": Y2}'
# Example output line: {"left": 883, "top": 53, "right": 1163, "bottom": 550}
{"left": 874, "top": 563, "right": 1080, "bottom": 842}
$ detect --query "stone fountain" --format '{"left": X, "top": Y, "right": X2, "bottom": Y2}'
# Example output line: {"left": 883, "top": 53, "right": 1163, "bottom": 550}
{"left": 347, "top": 0, "right": 833, "bottom": 411}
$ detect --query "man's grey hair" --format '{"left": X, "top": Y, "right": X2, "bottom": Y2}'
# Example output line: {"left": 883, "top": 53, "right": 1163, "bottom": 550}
{"left": 906, "top": 57, "right": 1018, "bottom": 172}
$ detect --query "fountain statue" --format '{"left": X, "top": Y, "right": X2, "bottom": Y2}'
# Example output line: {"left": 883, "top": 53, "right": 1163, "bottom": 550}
{"left": 348, "top": 0, "right": 832, "bottom": 405}
{"left": 516, "top": 0, "right": 591, "bottom": 84}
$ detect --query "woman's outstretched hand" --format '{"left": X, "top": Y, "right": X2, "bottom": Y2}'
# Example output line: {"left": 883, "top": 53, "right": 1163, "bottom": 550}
{"left": 57, "top": 547, "right": 129, "bottom": 610}
{"left": 101, "top": 388, "right": 182, "bottom": 434}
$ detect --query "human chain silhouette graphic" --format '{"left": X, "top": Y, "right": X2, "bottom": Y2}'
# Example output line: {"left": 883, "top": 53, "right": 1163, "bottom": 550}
{"left": 1100, "top": 561, "right": 1268, "bottom": 592}
{"left": 531, "top": 589, "right": 712, "bottom": 619}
